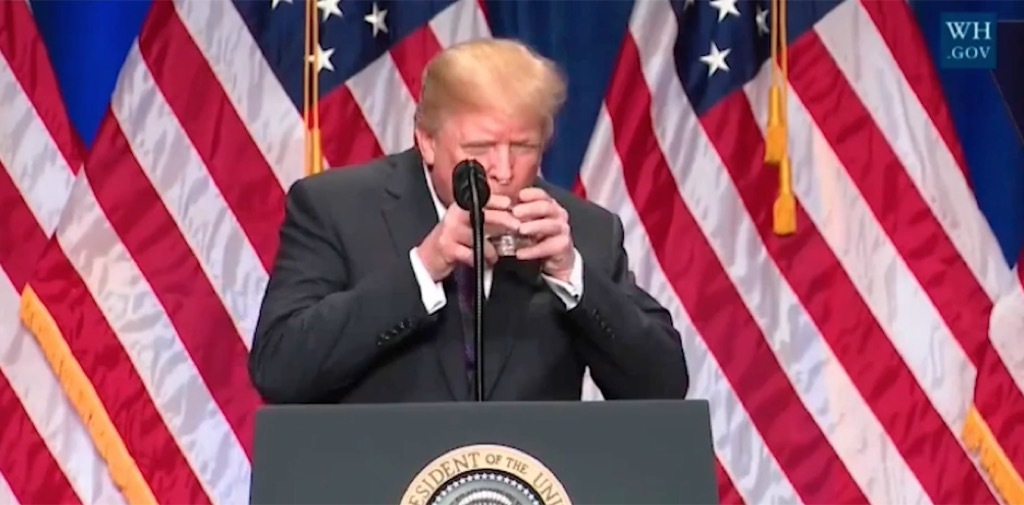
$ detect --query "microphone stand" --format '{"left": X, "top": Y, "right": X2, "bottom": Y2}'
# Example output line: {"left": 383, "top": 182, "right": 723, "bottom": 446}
{"left": 467, "top": 179, "right": 486, "bottom": 402}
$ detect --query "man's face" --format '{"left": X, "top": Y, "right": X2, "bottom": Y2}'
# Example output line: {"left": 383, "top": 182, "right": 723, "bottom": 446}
{"left": 416, "top": 110, "right": 544, "bottom": 208}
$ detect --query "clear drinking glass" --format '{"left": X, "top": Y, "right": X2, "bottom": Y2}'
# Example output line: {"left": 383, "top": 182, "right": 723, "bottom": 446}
{"left": 485, "top": 195, "right": 534, "bottom": 257}
{"left": 487, "top": 232, "right": 530, "bottom": 257}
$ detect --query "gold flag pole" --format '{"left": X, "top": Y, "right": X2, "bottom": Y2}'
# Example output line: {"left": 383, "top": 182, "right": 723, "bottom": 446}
{"left": 304, "top": 0, "right": 323, "bottom": 176}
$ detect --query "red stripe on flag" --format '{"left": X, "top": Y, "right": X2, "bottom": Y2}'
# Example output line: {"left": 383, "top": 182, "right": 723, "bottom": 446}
{"left": 0, "top": 0, "right": 83, "bottom": 171}
{"left": 30, "top": 240, "right": 210, "bottom": 504}
{"left": 139, "top": 1, "right": 285, "bottom": 271}
{"left": 86, "top": 114, "right": 261, "bottom": 458}
{"left": 0, "top": 162, "right": 48, "bottom": 290}
{"left": 715, "top": 460, "right": 744, "bottom": 505}
{"left": 319, "top": 86, "right": 385, "bottom": 168}
{"left": 607, "top": 34, "right": 866, "bottom": 504}
{"left": 389, "top": 25, "right": 444, "bottom": 102}
{"left": 572, "top": 176, "right": 586, "bottom": 199}
{"left": 1018, "top": 250, "right": 1023, "bottom": 285}
{"left": 0, "top": 369, "right": 80, "bottom": 505}
{"left": 702, "top": 89, "right": 998, "bottom": 505}
{"left": 858, "top": 0, "right": 971, "bottom": 183}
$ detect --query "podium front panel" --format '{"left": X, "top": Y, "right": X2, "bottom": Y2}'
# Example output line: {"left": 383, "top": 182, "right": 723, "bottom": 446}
{"left": 250, "top": 400, "right": 717, "bottom": 504}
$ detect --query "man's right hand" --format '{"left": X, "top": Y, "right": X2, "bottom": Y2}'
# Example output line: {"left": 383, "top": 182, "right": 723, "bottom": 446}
{"left": 415, "top": 194, "right": 520, "bottom": 282}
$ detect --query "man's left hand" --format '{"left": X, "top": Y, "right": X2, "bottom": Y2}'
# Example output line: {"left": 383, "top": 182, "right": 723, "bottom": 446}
{"left": 512, "top": 187, "right": 575, "bottom": 283}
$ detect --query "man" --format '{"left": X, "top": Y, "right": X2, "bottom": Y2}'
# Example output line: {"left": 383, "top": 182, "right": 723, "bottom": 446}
{"left": 249, "top": 38, "right": 688, "bottom": 404}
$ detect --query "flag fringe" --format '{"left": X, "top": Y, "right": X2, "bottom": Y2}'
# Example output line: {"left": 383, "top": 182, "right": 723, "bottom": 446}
{"left": 963, "top": 407, "right": 1024, "bottom": 505}
{"left": 19, "top": 285, "right": 157, "bottom": 505}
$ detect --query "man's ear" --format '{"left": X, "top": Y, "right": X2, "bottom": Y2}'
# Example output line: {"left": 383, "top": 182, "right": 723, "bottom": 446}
{"left": 413, "top": 127, "right": 436, "bottom": 166}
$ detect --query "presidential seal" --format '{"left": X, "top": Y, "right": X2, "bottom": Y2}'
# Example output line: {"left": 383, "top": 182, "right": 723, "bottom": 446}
{"left": 400, "top": 444, "right": 572, "bottom": 505}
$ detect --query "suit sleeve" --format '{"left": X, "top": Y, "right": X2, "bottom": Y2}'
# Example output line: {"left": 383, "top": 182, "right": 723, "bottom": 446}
{"left": 249, "top": 180, "right": 432, "bottom": 404}
{"left": 563, "top": 215, "right": 689, "bottom": 400}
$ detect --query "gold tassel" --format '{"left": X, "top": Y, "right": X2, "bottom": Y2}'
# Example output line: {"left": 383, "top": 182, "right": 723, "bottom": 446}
{"left": 764, "top": 86, "right": 786, "bottom": 165}
{"left": 773, "top": 156, "right": 796, "bottom": 235}
{"left": 767, "top": 0, "right": 795, "bottom": 235}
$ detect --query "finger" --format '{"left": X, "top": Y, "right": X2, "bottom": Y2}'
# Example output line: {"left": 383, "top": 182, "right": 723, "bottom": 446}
{"left": 514, "top": 235, "right": 567, "bottom": 261}
{"left": 518, "top": 218, "right": 567, "bottom": 239}
{"left": 483, "top": 209, "right": 521, "bottom": 231}
{"left": 454, "top": 242, "right": 495, "bottom": 268}
{"left": 512, "top": 199, "right": 565, "bottom": 221}
{"left": 447, "top": 224, "right": 473, "bottom": 248}
{"left": 485, "top": 194, "right": 512, "bottom": 210}
{"left": 444, "top": 204, "right": 470, "bottom": 225}
{"left": 450, "top": 244, "right": 474, "bottom": 267}
{"left": 484, "top": 241, "right": 499, "bottom": 265}
{"left": 516, "top": 187, "right": 550, "bottom": 203}
{"left": 448, "top": 226, "right": 499, "bottom": 265}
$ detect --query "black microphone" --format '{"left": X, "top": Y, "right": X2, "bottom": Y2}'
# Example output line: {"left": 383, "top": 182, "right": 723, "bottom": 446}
{"left": 452, "top": 159, "right": 489, "bottom": 402}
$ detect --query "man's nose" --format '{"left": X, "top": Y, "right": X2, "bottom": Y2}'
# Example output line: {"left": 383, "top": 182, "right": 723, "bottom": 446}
{"left": 487, "top": 145, "right": 513, "bottom": 185}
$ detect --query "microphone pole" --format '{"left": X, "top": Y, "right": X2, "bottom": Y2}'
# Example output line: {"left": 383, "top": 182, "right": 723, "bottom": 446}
{"left": 452, "top": 160, "right": 489, "bottom": 402}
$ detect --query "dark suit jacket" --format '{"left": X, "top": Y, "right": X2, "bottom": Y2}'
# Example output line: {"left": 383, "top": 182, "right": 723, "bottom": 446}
{"left": 249, "top": 148, "right": 689, "bottom": 403}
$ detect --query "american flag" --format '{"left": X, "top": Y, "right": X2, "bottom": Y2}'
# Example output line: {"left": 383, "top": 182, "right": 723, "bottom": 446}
{"left": 1, "top": 0, "right": 1022, "bottom": 503}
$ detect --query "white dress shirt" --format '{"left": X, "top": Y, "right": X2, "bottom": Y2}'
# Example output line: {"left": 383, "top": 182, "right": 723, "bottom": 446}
{"left": 407, "top": 167, "right": 585, "bottom": 314}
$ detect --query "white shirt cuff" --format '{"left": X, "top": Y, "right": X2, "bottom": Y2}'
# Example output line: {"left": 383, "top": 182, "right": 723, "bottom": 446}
{"left": 409, "top": 247, "right": 447, "bottom": 314}
{"left": 542, "top": 248, "right": 584, "bottom": 310}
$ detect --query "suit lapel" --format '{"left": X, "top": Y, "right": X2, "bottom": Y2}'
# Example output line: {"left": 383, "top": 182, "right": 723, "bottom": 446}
{"left": 381, "top": 149, "right": 437, "bottom": 257}
{"left": 380, "top": 149, "right": 470, "bottom": 400}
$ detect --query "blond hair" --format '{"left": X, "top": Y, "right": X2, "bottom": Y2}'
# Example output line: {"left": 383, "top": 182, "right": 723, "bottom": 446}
{"left": 414, "top": 38, "right": 567, "bottom": 142}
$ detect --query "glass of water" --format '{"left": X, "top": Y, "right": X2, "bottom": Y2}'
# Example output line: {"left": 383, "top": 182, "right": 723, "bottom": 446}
{"left": 485, "top": 195, "right": 535, "bottom": 257}
{"left": 487, "top": 232, "right": 531, "bottom": 257}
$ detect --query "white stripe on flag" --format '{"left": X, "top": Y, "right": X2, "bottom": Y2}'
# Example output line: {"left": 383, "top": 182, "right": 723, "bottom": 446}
{"left": 349, "top": 52, "right": 417, "bottom": 154}
{"left": 429, "top": 0, "right": 492, "bottom": 47}
{"left": 0, "top": 51, "right": 76, "bottom": 234}
{"left": 989, "top": 273, "right": 1024, "bottom": 392}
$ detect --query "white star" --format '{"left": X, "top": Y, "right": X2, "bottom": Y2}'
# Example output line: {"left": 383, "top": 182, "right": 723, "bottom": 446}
{"left": 271, "top": 0, "right": 292, "bottom": 9}
{"left": 709, "top": 0, "right": 740, "bottom": 22}
{"left": 700, "top": 41, "right": 731, "bottom": 76}
{"left": 364, "top": 2, "right": 389, "bottom": 37}
{"left": 756, "top": 5, "right": 770, "bottom": 35}
{"left": 317, "top": 0, "right": 343, "bottom": 21}
{"left": 308, "top": 44, "right": 335, "bottom": 73}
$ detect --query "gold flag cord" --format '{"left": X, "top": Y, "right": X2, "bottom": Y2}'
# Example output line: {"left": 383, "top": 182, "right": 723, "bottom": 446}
{"left": 303, "top": 0, "right": 323, "bottom": 176}
{"left": 767, "top": 0, "right": 795, "bottom": 235}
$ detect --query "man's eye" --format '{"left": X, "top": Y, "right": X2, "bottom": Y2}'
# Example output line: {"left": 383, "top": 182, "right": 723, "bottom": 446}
{"left": 463, "top": 145, "right": 491, "bottom": 156}
{"left": 512, "top": 143, "right": 539, "bottom": 152}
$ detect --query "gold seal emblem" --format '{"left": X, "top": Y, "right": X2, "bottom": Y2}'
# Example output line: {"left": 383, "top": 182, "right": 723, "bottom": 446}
{"left": 400, "top": 444, "right": 572, "bottom": 505}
